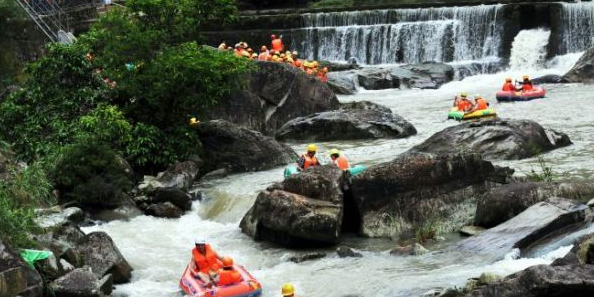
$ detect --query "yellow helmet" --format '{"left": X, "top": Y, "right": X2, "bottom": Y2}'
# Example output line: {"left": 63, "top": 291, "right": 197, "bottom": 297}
{"left": 312, "top": 61, "right": 319, "bottom": 67}
{"left": 475, "top": 94, "right": 482, "bottom": 99}
{"left": 307, "top": 144, "right": 317, "bottom": 152}
{"left": 522, "top": 75, "right": 529, "bottom": 80}
{"left": 460, "top": 92, "right": 467, "bottom": 97}
{"left": 329, "top": 148, "right": 340, "bottom": 156}
{"left": 505, "top": 77, "right": 512, "bottom": 82}
{"left": 281, "top": 283, "right": 295, "bottom": 296}
{"left": 189, "top": 117, "right": 199, "bottom": 127}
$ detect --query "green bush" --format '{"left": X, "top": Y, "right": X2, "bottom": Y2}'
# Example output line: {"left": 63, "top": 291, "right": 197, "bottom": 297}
{"left": 52, "top": 141, "right": 133, "bottom": 209}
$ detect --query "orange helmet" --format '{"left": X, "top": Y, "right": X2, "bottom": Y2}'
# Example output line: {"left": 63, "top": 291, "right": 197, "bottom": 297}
{"left": 222, "top": 256, "right": 233, "bottom": 268}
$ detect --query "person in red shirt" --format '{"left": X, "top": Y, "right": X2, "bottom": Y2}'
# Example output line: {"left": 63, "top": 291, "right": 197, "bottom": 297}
{"left": 518, "top": 75, "right": 533, "bottom": 91}
{"left": 501, "top": 77, "right": 516, "bottom": 91}
{"left": 217, "top": 257, "right": 242, "bottom": 286}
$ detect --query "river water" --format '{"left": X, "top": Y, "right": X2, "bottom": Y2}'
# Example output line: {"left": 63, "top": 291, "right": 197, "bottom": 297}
{"left": 84, "top": 42, "right": 594, "bottom": 297}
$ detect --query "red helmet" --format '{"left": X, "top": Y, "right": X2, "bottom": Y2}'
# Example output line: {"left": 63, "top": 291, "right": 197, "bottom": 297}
{"left": 271, "top": 34, "right": 277, "bottom": 40}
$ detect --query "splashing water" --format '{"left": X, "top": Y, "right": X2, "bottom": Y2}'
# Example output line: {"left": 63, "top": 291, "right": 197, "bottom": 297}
{"left": 509, "top": 29, "right": 552, "bottom": 71}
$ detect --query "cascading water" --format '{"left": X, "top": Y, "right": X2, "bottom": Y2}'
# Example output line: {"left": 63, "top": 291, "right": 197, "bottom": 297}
{"left": 560, "top": 1, "right": 594, "bottom": 54}
{"left": 297, "top": 5, "right": 503, "bottom": 64}
{"left": 509, "top": 29, "right": 551, "bottom": 71}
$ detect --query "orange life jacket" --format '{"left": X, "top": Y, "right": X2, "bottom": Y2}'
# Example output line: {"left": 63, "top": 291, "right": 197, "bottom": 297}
{"left": 192, "top": 245, "right": 220, "bottom": 274}
{"left": 475, "top": 98, "right": 488, "bottom": 110}
{"left": 218, "top": 269, "right": 242, "bottom": 286}
{"left": 522, "top": 82, "right": 533, "bottom": 91}
{"left": 300, "top": 154, "right": 319, "bottom": 170}
{"left": 258, "top": 52, "right": 269, "bottom": 61}
{"left": 333, "top": 156, "right": 350, "bottom": 170}
{"left": 271, "top": 38, "right": 283, "bottom": 52}
{"left": 457, "top": 100, "right": 471, "bottom": 112}
{"left": 502, "top": 83, "right": 516, "bottom": 91}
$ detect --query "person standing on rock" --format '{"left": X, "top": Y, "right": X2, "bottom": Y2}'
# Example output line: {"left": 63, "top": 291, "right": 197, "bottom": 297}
{"left": 271, "top": 34, "right": 284, "bottom": 52}
{"left": 298, "top": 144, "right": 320, "bottom": 170}
{"left": 191, "top": 238, "right": 223, "bottom": 287}
{"left": 329, "top": 149, "right": 350, "bottom": 170}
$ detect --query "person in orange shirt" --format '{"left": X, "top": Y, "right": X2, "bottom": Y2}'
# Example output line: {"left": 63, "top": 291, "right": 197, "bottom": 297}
{"left": 454, "top": 92, "right": 472, "bottom": 112}
{"left": 518, "top": 75, "right": 533, "bottom": 91}
{"left": 467, "top": 94, "right": 488, "bottom": 113}
{"left": 501, "top": 77, "right": 516, "bottom": 91}
{"left": 271, "top": 34, "right": 284, "bottom": 52}
{"left": 329, "top": 149, "right": 350, "bottom": 170}
{"left": 216, "top": 257, "right": 242, "bottom": 286}
{"left": 317, "top": 67, "right": 329, "bottom": 82}
{"left": 298, "top": 144, "right": 320, "bottom": 170}
{"left": 191, "top": 239, "right": 222, "bottom": 286}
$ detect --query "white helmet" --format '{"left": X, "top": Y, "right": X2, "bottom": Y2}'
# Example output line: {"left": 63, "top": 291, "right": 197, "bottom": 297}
{"left": 194, "top": 238, "right": 206, "bottom": 245}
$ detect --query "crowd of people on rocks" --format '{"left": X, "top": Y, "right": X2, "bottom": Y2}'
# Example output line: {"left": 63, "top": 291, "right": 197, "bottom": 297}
{"left": 218, "top": 34, "right": 329, "bottom": 83}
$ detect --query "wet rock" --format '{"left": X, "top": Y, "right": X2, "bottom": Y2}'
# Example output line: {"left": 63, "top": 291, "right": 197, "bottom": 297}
{"left": 350, "top": 152, "right": 511, "bottom": 238}
{"left": 401, "top": 62, "right": 455, "bottom": 89}
{"left": 32, "top": 224, "right": 86, "bottom": 261}
{"left": 588, "top": 198, "right": 594, "bottom": 207}
{"left": 465, "top": 264, "right": 594, "bottom": 297}
{"left": 563, "top": 45, "right": 594, "bottom": 84}
{"left": 289, "top": 252, "right": 326, "bottom": 263}
{"left": 475, "top": 181, "right": 594, "bottom": 228}
{"left": 276, "top": 108, "right": 416, "bottom": 141}
{"left": 457, "top": 198, "right": 587, "bottom": 259}
{"left": 91, "top": 205, "right": 143, "bottom": 222}
{"left": 477, "top": 272, "right": 502, "bottom": 285}
{"left": 197, "top": 120, "right": 297, "bottom": 173}
{"left": 409, "top": 119, "right": 572, "bottom": 160}
{"left": 390, "top": 245, "right": 414, "bottom": 255}
{"left": 532, "top": 74, "right": 567, "bottom": 84}
{"left": 459, "top": 226, "right": 486, "bottom": 237}
{"left": 327, "top": 71, "right": 357, "bottom": 95}
{"left": 51, "top": 267, "right": 113, "bottom": 297}
{"left": 204, "top": 61, "right": 339, "bottom": 134}
{"left": 73, "top": 232, "right": 132, "bottom": 284}
{"left": 357, "top": 68, "right": 395, "bottom": 90}
{"left": 35, "top": 207, "right": 86, "bottom": 229}
{"left": 411, "top": 243, "right": 429, "bottom": 255}
{"left": 153, "top": 187, "right": 192, "bottom": 211}
{"left": 553, "top": 233, "right": 594, "bottom": 266}
{"left": 339, "top": 101, "right": 392, "bottom": 114}
{"left": 34, "top": 252, "right": 63, "bottom": 281}
{"left": 0, "top": 239, "right": 43, "bottom": 297}
{"left": 336, "top": 246, "right": 362, "bottom": 258}
{"left": 146, "top": 202, "right": 184, "bottom": 219}
{"left": 281, "top": 165, "right": 347, "bottom": 204}
{"left": 156, "top": 160, "right": 200, "bottom": 191}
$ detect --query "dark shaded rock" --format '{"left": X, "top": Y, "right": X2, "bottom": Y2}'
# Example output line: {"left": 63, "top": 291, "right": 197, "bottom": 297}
{"left": 91, "top": 205, "right": 143, "bottom": 222}
{"left": 401, "top": 62, "right": 455, "bottom": 89}
{"left": 156, "top": 160, "right": 200, "bottom": 191}
{"left": 197, "top": 120, "right": 297, "bottom": 173}
{"left": 460, "top": 226, "right": 486, "bottom": 237}
{"left": 0, "top": 239, "right": 43, "bottom": 297}
{"left": 51, "top": 267, "right": 112, "bottom": 297}
{"left": 390, "top": 245, "right": 414, "bottom": 255}
{"left": 289, "top": 252, "right": 326, "bottom": 263}
{"left": 276, "top": 108, "right": 416, "bottom": 141}
{"left": 204, "top": 61, "right": 339, "bottom": 134}
{"left": 73, "top": 232, "right": 132, "bottom": 284}
{"left": 409, "top": 120, "right": 572, "bottom": 160}
{"left": 563, "top": 46, "right": 594, "bottom": 84}
{"left": 532, "top": 74, "right": 567, "bottom": 84}
{"left": 146, "top": 202, "right": 183, "bottom": 219}
{"left": 336, "top": 246, "right": 362, "bottom": 258}
{"left": 34, "top": 253, "right": 63, "bottom": 281}
{"left": 411, "top": 243, "right": 429, "bottom": 255}
{"left": 553, "top": 233, "right": 594, "bottom": 266}
{"left": 357, "top": 68, "right": 394, "bottom": 90}
{"left": 281, "top": 165, "right": 347, "bottom": 204}
{"left": 351, "top": 152, "right": 511, "bottom": 237}
{"left": 327, "top": 71, "right": 357, "bottom": 95}
{"left": 465, "top": 264, "right": 594, "bottom": 297}
{"left": 153, "top": 187, "right": 192, "bottom": 211}
{"left": 32, "top": 224, "right": 86, "bottom": 262}
{"left": 457, "top": 198, "right": 587, "bottom": 259}
{"left": 340, "top": 101, "right": 392, "bottom": 114}
{"left": 475, "top": 181, "right": 594, "bottom": 228}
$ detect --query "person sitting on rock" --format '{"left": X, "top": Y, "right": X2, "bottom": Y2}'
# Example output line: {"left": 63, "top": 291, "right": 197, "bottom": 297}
{"left": 466, "top": 94, "right": 488, "bottom": 113}
{"left": 501, "top": 77, "right": 517, "bottom": 91}
{"left": 216, "top": 256, "right": 242, "bottom": 286}
{"left": 282, "top": 283, "right": 296, "bottom": 297}
{"left": 218, "top": 42, "right": 227, "bottom": 50}
{"left": 298, "top": 144, "right": 320, "bottom": 170}
{"left": 329, "top": 149, "right": 350, "bottom": 171}
{"left": 518, "top": 75, "right": 534, "bottom": 91}
{"left": 317, "top": 67, "right": 329, "bottom": 83}
{"left": 191, "top": 238, "right": 222, "bottom": 286}
{"left": 258, "top": 46, "right": 269, "bottom": 61}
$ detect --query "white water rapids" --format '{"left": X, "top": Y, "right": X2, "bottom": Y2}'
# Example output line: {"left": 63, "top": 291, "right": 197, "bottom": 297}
{"left": 82, "top": 48, "right": 594, "bottom": 296}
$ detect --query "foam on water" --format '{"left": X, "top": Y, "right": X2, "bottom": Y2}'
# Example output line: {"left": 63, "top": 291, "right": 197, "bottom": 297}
{"left": 509, "top": 29, "right": 551, "bottom": 71}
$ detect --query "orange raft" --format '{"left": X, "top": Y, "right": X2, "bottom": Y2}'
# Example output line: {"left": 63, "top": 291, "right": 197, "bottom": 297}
{"left": 179, "top": 262, "right": 262, "bottom": 297}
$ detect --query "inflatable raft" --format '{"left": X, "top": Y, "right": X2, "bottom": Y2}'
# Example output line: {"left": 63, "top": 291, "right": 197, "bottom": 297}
{"left": 496, "top": 87, "right": 546, "bottom": 102}
{"left": 179, "top": 263, "right": 262, "bottom": 297}
{"left": 284, "top": 165, "right": 366, "bottom": 179}
{"left": 447, "top": 107, "right": 497, "bottom": 121}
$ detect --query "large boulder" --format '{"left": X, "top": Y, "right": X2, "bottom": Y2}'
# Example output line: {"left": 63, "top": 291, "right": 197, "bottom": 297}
{"left": 563, "top": 46, "right": 594, "bottom": 83}
{"left": 465, "top": 264, "right": 594, "bottom": 297}
{"left": 350, "top": 152, "right": 512, "bottom": 238}
{"left": 409, "top": 120, "right": 572, "bottom": 160}
{"left": 204, "top": 61, "right": 340, "bottom": 134}
{"left": 197, "top": 120, "right": 297, "bottom": 173}
{"left": 32, "top": 224, "right": 86, "bottom": 263}
{"left": 0, "top": 239, "right": 43, "bottom": 297}
{"left": 275, "top": 108, "right": 417, "bottom": 141}
{"left": 553, "top": 233, "right": 594, "bottom": 266}
{"left": 72, "top": 232, "right": 132, "bottom": 284}
{"left": 340, "top": 101, "right": 392, "bottom": 114}
{"left": 401, "top": 62, "right": 455, "bottom": 89}
{"left": 240, "top": 165, "right": 346, "bottom": 246}
{"left": 51, "top": 267, "right": 113, "bottom": 297}
{"left": 457, "top": 198, "right": 587, "bottom": 259}
{"left": 145, "top": 202, "right": 184, "bottom": 219}
{"left": 475, "top": 181, "right": 594, "bottom": 228}
{"left": 327, "top": 71, "right": 357, "bottom": 95}
{"left": 155, "top": 160, "right": 201, "bottom": 191}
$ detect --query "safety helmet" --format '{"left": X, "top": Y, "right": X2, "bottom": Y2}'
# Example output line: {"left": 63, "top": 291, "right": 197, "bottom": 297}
{"left": 522, "top": 75, "right": 529, "bottom": 80}
{"left": 329, "top": 148, "right": 340, "bottom": 156}
{"left": 194, "top": 238, "right": 206, "bottom": 245}
{"left": 189, "top": 117, "right": 199, "bottom": 126}
{"left": 235, "top": 43, "right": 241, "bottom": 49}
{"left": 312, "top": 61, "right": 319, "bottom": 67}
{"left": 307, "top": 144, "right": 318, "bottom": 152}
{"left": 505, "top": 77, "right": 512, "bottom": 82}
{"left": 247, "top": 48, "right": 253, "bottom": 53}
{"left": 287, "top": 58, "right": 294, "bottom": 63}
{"left": 242, "top": 51, "right": 250, "bottom": 57}
{"left": 474, "top": 94, "right": 482, "bottom": 99}
{"left": 281, "top": 283, "right": 295, "bottom": 297}
{"left": 252, "top": 53, "right": 258, "bottom": 58}
{"left": 271, "top": 34, "right": 277, "bottom": 39}
{"left": 460, "top": 92, "right": 467, "bottom": 98}
{"left": 292, "top": 51, "right": 298, "bottom": 56}
{"left": 222, "top": 256, "right": 233, "bottom": 268}
{"left": 261, "top": 46, "right": 267, "bottom": 52}
{"left": 280, "top": 53, "right": 286, "bottom": 58}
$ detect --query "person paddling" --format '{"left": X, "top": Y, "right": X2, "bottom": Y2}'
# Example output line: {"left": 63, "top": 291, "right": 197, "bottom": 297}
{"left": 517, "top": 75, "right": 534, "bottom": 91}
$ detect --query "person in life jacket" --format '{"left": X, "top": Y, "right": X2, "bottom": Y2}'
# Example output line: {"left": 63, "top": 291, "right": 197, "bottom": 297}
{"left": 329, "top": 149, "right": 350, "bottom": 170}
{"left": 317, "top": 67, "right": 329, "bottom": 82}
{"left": 298, "top": 144, "right": 320, "bottom": 170}
{"left": 218, "top": 42, "right": 227, "bottom": 50}
{"left": 467, "top": 94, "right": 488, "bottom": 113}
{"left": 454, "top": 92, "right": 473, "bottom": 112}
{"left": 282, "top": 283, "right": 296, "bottom": 297}
{"left": 518, "top": 75, "right": 534, "bottom": 91}
{"left": 501, "top": 77, "right": 517, "bottom": 91}
{"left": 258, "top": 46, "right": 269, "bottom": 61}
{"left": 271, "top": 34, "right": 284, "bottom": 52}
{"left": 234, "top": 44, "right": 243, "bottom": 57}
{"left": 191, "top": 238, "right": 222, "bottom": 286}
{"left": 216, "top": 257, "right": 242, "bottom": 286}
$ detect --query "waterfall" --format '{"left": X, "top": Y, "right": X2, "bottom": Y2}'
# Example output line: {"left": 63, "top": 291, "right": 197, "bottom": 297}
{"left": 297, "top": 4, "right": 503, "bottom": 64}
{"left": 509, "top": 29, "right": 551, "bottom": 71}
{"left": 560, "top": 1, "right": 594, "bottom": 54}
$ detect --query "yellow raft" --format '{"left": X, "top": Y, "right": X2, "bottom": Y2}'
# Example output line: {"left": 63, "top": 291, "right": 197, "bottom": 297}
{"left": 447, "top": 107, "right": 497, "bottom": 121}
